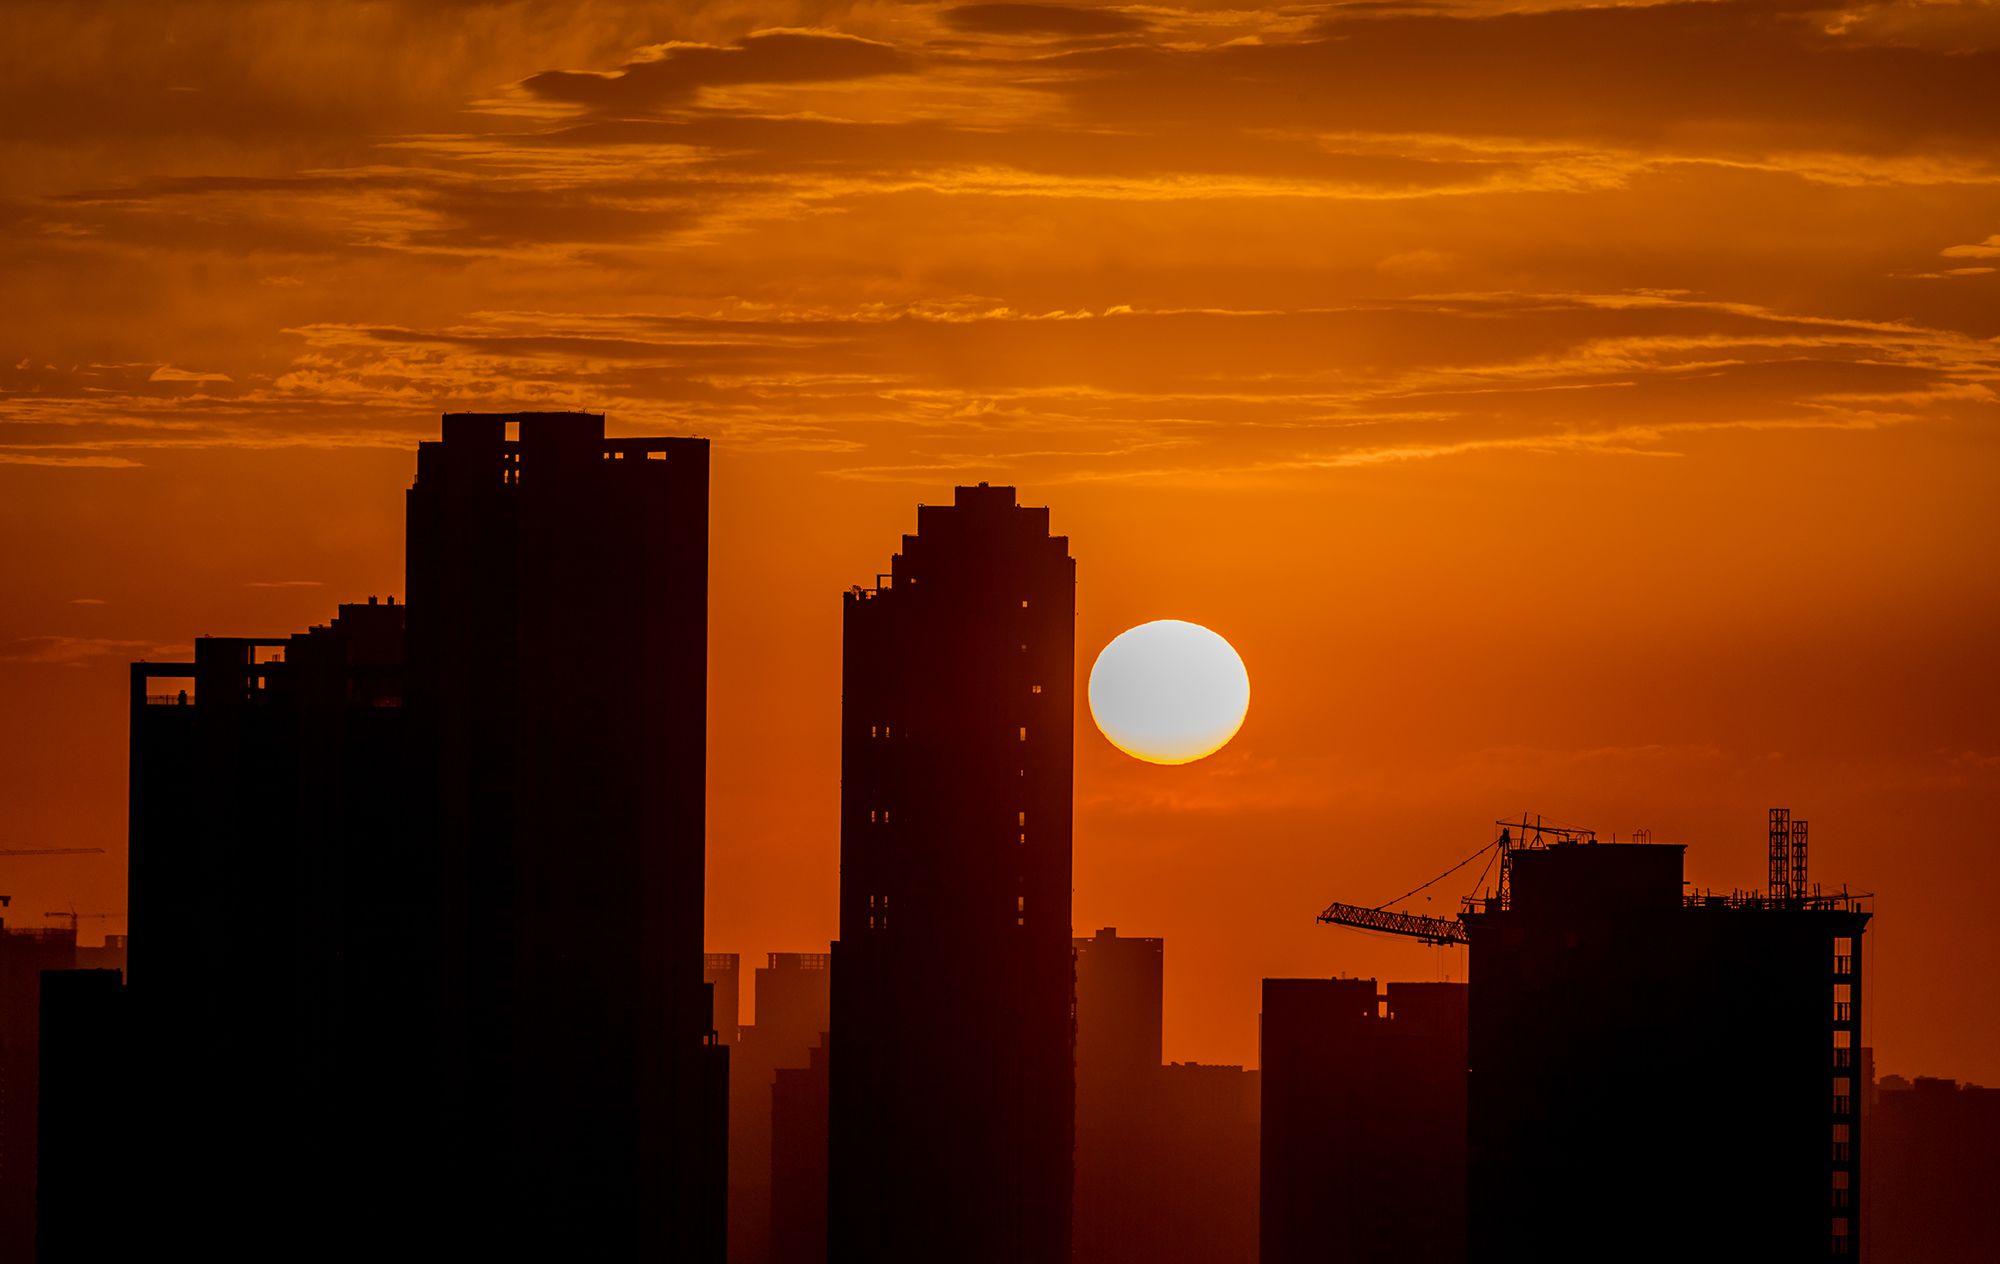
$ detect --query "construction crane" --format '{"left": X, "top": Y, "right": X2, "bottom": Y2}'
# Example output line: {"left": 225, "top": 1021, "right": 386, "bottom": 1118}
{"left": 44, "top": 910, "right": 119, "bottom": 933}
{"left": 1316, "top": 815, "right": 1599, "bottom": 945}
{"left": 0, "top": 847, "right": 105, "bottom": 857}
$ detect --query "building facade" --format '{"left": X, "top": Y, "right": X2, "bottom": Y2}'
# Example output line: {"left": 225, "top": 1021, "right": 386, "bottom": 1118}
{"left": 1259, "top": 978, "right": 1468, "bottom": 1264}
{"left": 123, "top": 412, "right": 723, "bottom": 1259}
{"left": 829, "top": 483, "right": 1077, "bottom": 1263}
{"left": 1463, "top": 830, "right": 1868, "bottom": 1261}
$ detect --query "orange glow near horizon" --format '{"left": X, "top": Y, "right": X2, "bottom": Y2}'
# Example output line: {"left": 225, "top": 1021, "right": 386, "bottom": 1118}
{"left": 1, "top": 1, "right": 1997, "bottom": 1082}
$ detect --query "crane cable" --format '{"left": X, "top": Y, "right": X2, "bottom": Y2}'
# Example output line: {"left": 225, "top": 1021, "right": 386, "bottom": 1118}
{"left": 1372, "top": 832, "right": 1505, "bottom": 912}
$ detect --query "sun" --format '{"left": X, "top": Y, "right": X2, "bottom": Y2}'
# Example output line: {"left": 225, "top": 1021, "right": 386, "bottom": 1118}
{"left": 1088, "top": 620, "right": 1250, "bottom": 765}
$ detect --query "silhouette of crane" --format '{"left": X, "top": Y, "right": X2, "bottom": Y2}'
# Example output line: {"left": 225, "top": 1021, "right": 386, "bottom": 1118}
{"left": 44, "top": 909, "right": 119, "bottom": 933}
{"left": 0, "top": 847, "right": 105, "bottom": 857}
{"left": 1316, "top": 816, "right": 1599, "bottom": 945}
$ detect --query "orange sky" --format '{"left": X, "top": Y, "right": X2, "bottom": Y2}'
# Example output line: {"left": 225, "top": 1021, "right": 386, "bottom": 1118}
{"left": 2, "top": 0, "right": 1997, "bottom": 1080}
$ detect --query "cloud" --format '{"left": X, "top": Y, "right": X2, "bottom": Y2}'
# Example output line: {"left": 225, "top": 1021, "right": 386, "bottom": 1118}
{"left": 0, "top": 636, "right": 178, "bottom": 665}
{"left": 943, "top": 4, "right": 1148, "bottom": 38}
{"left": 1942, "top": 235, "right": 2000, "bottom": 258}
{"left": 1041, "top": 2, "right": 2000, "bottom": 156}
{"left": 149, "top": 365, "right": 233, "bottom": 383}
{"left": 522, "top": 29, "right": 912, "bottom": 111}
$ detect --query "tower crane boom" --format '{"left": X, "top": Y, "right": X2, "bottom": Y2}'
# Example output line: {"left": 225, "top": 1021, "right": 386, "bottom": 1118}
{"left": 1315, "top": 900, "right": 1468, "bottom": 945}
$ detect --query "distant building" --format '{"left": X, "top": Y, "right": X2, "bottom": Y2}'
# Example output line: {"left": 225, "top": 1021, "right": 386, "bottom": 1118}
{"left": 1153, "top": 1061, "right": 1260, "bottom": 1264}
{"left": 1075, "top": 927, "right": 1165, "bottom": 1264}
{"left": 1463, "top": 821, "right": 1868, "bottom": 1260}
{"left": 72, "top": 934, "right": 126, "bottom": 976}
{"left": 771, "top": 1037, "right": 831, "bottom": 1264}
{"left": 730, "top": 950, "right": 833, "bottom": 1264}
{"left": 708, "top": 952, "right": 742, "bottom": 1044}
{"left": 0, "top": 922, "right": 75, "bottom": 1259}
{"left": 1865, "top": 1071, "right": 2000, "bottom": 1262}
{"left": 830, "top": 484, "right": 1076, "bottom": 1263}
{"left": 1259, "top": 977, "right": 1466, "bottom": 1264}
{"left": 1074, "top": 929, "right": 1260, "bottom": 1264}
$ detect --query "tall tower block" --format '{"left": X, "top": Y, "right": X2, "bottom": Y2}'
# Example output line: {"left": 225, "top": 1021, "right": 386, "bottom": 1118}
{"left": 830, "top": 483, "right": 1076, "bottom": 1263}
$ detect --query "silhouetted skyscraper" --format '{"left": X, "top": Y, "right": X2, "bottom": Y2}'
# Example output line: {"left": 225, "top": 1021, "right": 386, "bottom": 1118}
{"left": 829, "top": 483, "right": 1076, "bottom": 1263}
{"left": 127, "top": 598, "right": 415, "bottom": 1255}
{"left": 405, "top": 412, "right": 719, "bottom": 1258}
{"left": 122, "top": 412, "right": 723, "bottom": 1259}
{"left": 1463, "top": 829, "right": 1869, "bottom": 1261}
{"left": 1259, "top": 978, "right": 1467, "bottom": 1264}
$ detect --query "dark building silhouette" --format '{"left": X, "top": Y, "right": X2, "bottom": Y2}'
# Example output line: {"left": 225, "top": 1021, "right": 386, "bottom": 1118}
{"left": 1864, "top": 1071, "right": 2000, "bottom": 1263}
{"left": 829, "top": 484, "right": 1076, "bottom": 1263}
{"left": 0, "top": 921, "right": 74, "bottom": 1259}
{"left": 731, "top": 950, "right": 833, "bottom": 1264}
{"left": 122, "top": 412, "right": 723, "bottom": 1259}
{"left": 128, "top": 597, "right": 417, "bottom": 1253}
{"left": 1463, "top": 817, "right": 1869, "bottom": 1261}
{"left": 71, "top": 935, "right": 126, "bottom": 976}
{"left": 771, "top": 1036, "right": 831, "bottom": 1264}
{"left": 1074, "top": 927, "right": 1164, "bottom": 1264}
{"left": 1072, "top": 924, "right": 1261, "bottom": 1264}
{"left": 1259, "top": 978, "right": 1467, "bottom": 1264}
{"left": 36, "top": 968, "right": 128, "bottom": 1263}
{"left": 406, "top": 412, "right": 719, "bottom": 1257}
{"left": 1152, "top": 1061, "right": 1260, "bottom": 1264}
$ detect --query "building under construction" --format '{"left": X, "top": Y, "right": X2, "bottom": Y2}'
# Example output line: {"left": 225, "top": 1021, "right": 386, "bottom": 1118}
{"left": 1321, "top": 811, "right": 1869, "bottom": 1261}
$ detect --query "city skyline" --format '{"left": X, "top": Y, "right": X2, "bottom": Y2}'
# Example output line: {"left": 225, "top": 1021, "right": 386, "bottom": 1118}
{"left": 4, "top": 0, "right": 1998, "bottom": 1094}
{"left": 0, "top": 408, "right": 1981, "bottom": 1262}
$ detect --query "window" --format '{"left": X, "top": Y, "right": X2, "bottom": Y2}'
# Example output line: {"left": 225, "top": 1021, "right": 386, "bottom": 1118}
{"left": 1017, "top": 811, "right": 1026, "bottom": 826}
{"left": 1030, "top": 684, "right": 1042, "bottom": 694}
{"left": 1018, "top": 726, "right": 1028, "bottom": 741}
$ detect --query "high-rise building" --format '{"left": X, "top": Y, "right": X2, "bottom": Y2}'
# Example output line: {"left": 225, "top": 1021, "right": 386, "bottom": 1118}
{"left": 122, "top": 412, "right": 722, "bottom": 1259}
{"left": 1258, "top": 978, "right": 1467, "bottom": 1264}
{"left": 127, "top": 597, "right": 416, "bottom": 1254}
{"left": 1463, "top": 822, "right": 1869, "bottom": 1261}
{"left": 829, "top": 483, "right": 1076, "bottom": 1263}
{"left": 408, "top": 411, "right": 718, "bottom": 1257}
